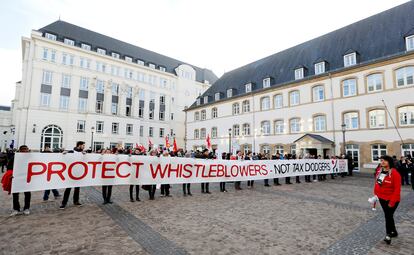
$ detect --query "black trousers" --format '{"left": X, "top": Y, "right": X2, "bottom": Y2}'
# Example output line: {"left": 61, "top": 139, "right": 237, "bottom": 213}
{"left": 235, "top": 181, "right": 241, "bottom": 189}
{"left": 273, "top": 178, "right": 280, "bottom": 185}
{"left": 148, "top": 185, "right": 156, "bottom": 199}
{"left": 13, "top": 192, "right": 31, "bottom": 211}
{"left": 379, "top": 198, "right": 399, "bottom": 235}
{"left": 401, "top": 171, "right": 410, "bottom": 185}
{"left": 102, "top": 185, "right": 113, "bottom": 202}
{"left": 201, "top": 183, "right": 209, "bottom": 193}
{"left": 411, "top": 169, "right": 414, "bottom": 190}
{"left": 305, "top": 175, "right": 310, "bottom": 182}
{"left": 220, "top": 182, "right": 226, "bottom": 191}
{"left": 62, "top": 187, "right": 80, "bottom": 206}
{"left": 285, "top": 177, "right": 291, "bottom": 184}
{"left": 182, "top": 183, "right": 191, "bottom": 194}
{"left": 161, "top": 184, "right": 170, "bottom": 196}
{"left": 247, "top": 180, "right": 254, "bottom": 187}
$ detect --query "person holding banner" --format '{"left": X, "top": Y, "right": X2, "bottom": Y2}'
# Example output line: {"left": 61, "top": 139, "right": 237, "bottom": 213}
{"left": 219, "top": 153, "right": 229, "bottom": 192}
{"left": 101, "top": 149, "right": 114, "bottom": 204}
{"left": 374, "top": 155, "right": 401, "bottom": 245}
{"left": 182, "top": 151, "right": 192, "bottom": 196}
{"left": 160, "top": 150, "right": 172, "bottom": 197}
{"left": 272, "top": 153, "right": 282, "bottom": 186}
{"left": 233, "top": 151, "right": 243, "bottom": 190}
{"left": 246, "top": 152, "right": 255, "bottom": 188}
{"left": 199, "top": 149, "right": 211, "bottom": 194}
{"left": 60, "top": 141, "right": 85, "bottom": 209}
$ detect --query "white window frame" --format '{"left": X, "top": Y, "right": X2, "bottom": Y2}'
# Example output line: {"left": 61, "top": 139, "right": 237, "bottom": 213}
{"left": 42, "top": 70, "right": 53, "bottom": 85}
{"left": 242, "top": 123, "right": 250, "bottom": 136}
{"left": 64, "top": 38, "right": 75, "bottom": 46}
{"left": 126, "top": 124, "right": 133, "bottom": 135}
{"left": 59, "top": 96, "right": 69, "bottom": 110}
{"left": 367, "top": 73, "right": 383, "bottom": 93}
{"left": 149, "top": 127, "right": 154, "bottom": 137}
{"left": 137, "top": 60, "right": 145, "bottom": 66}
{"left": 314, "top": 62, "right": 325, "bottom": 75}
{"left": 344, "top": 52, "right": 357, "bottom": 67}
{"left": 290, "top": 118, "right": 301, "bottom": 133}
{"left": 204, "top": 96, "right": 209, "bottom": 104}
{"left": 211, "top": 127, "right": 218, "bottom": 138}
{"left": 406, "top": 35, "right": 414, "bottom": 51}
{"left": 96, "top": 121, "right": 104, "bottom": 133}
{"left": 263, "top": 78, "right": 270, "bottom": 88}
{"left": 313, "top": 115, "right": 326, "bottom": 132}
{"left": 369, "top": 109, "right": 386, "bottom": 128}
{"left": 294, "top": 68, "right": 304, "bottom": 80}
{"left": 78, "top": 98, "right": 87, "bottom": 112}
{"left": 242, "top": 100, "right": 250, "bottom": 113}
{"left": 233, "top": 125, "right": 240, "bottom": 137}
{"left": 396, "top": 66, "right": 414, "bottom": 87}
{"left": 200, "top": 128, "right": 206, "bottom": 139}
{"left": 42, "top": 48, "right": 48, "bottom": 60}
{"left": 81, "top": 43, "right": 91, "bottom": 51}
{"left": 111, "top": 103, "right": 118, "bottom": 115}
{"left": 232, "top": 103, "right": 240, "bottom": 115}
{"left": 80, "top": 77, "right": 89, "bottom": 91}
{"left": 215, "top": 92, "right": 221, "bottom": 101}
{"left": 261, "top": 96, "right": 270, "bottom": 110}
{"left": 149, "top": 63, "right": 156, "bottom": 69}
{"left": 371, "top": 144, "right": 387, "bottom": 162}
{"left": 125, "top": 56, "right": 132, "bottom": 62}
{"left": 201, "top": 110, "right": 206, "bottom": 120}
{"left": 273, "top": 94, "right": 283, "bottom": 109}
{"left": 344, "top": 112, "right": 359, "bottom": 130}
{"left": 111, "top": 52, "right": 120, "bottom": 59}
{"left": 342, "top": 79, "right": 357, "bottom": 97}
{"left": 77, "top": 120, "right": 86, "bottom": 133}
{"left": 289, "top": 91, "right": 300, "bottom": 106}
{"left": 312, "top": 85, "right": 325, "bottom": 102}
{"left": 194, "top": 112, "right": 200, "bottom": 121}
{"left": 112, "top": 123, "right": 119, "bottom": 134}
{"left": 261, "top": 121, "right": 271, "bottom": 135}
{"left": 402, "top": 143, "right": 414, "bottom": 157}
{"left": 40, "top": 93, "right": 50, "bottom": 107}
{"left": 212, "top": 108, "right": 218, "bottom": 118}
{"left": 45, "top": 33, "right": 57, "bottom": 40}
{"left": 274, "top": 120, "right": 284, "bottom": 134}
{"left": 398, "top": 106, "right": 414, "bottom": 126}
{"left": 97, "top": 48, "right": 106, "bottom": 55}
{"left": 245, "top": 83, "right": 252, "bottom": 93}
{"left": 194, "top": 129, "right": 200, "bottom": 139}
{"left": 61, "top": 74, "right": 71, "bottom": 88}
{"left": 227, "top": 89, "right": 233, "bottom": 98}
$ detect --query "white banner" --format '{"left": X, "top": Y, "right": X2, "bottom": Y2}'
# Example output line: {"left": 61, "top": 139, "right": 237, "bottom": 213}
{"left": 11, "top": 153, "right": 347, "bottom": 193}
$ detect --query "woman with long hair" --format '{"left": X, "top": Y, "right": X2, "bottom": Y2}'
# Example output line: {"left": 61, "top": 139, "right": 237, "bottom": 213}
{"left": 374, "top": 155, "right": 401, "bottom": 245}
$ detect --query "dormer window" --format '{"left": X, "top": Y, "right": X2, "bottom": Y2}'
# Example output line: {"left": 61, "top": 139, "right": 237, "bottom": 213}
{"left": 227, "top": 89, "right": 233, "bottom": 98}
{"left": 137, "top": 60, "right": 145, "bottom": 66}
{"left": 64, "top": 38, "right": 75, "bottom": 46}
{"left": 45, "top": 33, "right": 57, "bottom": 40}
{"left": 159, "top": 66, "right": 166, "bottom": 72}
{"left": 314, "top": 62, "right": 325, "bottom": 75}
{"left": 344, "top": 52, "right": 357, "bottom": 67}
{"left": 149, "top": 63, "right": 156, "bottom": 69}
{"left": 97, "top": 48, "right": 106, "bottom": 55}
{"left": 196, "top": 98, "right": 201, "bottom": 106}
{"left": 204, "top": 96, "right": 209, "bottom": 104}
{"left": 294, "top": 68, "right": 304, "bottom": 80}
{"left": 263, "top": 78, "right": 270, "bottom": 88}
{"left": 125, "top": 56, "right": 132, "bottom": 62}
{"left": 245, "top": 83, "right": 252, "bottom": 93}
{"left": 111, "top": 52, "right": 120, "bottom": 59}
{"left": 406, "top": 35, "right": 414, "bottom": 51}
{"left": 81, "top": 43, "right": 91, "bottom": 51}
{"left": 215, "top": 92, "right": 221, "bottom": 101}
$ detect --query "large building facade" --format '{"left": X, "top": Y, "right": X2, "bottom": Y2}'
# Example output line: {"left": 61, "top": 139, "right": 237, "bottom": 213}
{"left": 0, "top": 106, "right": 13, "bottom": 151}
{"left": 185, "top": 2, "right": 414, "bottom": 169}
{"left": 12, "top": 21, "right": 217, "bottom": 151}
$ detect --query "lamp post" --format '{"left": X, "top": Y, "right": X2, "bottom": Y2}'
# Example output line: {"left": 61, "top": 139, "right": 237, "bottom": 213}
{"left": 91, "top": 126, "right": 95, "bottom": 152}
{"left": 341, "top": 123, "right": 346, "bottom": 156}
{"left": 228, "top": 128, "right": 232, "bottom": 155}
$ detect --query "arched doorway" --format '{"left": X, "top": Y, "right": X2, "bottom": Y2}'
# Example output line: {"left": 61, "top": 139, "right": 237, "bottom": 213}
{"left": 40, "top": 125, "right": 63, "bottom": 150}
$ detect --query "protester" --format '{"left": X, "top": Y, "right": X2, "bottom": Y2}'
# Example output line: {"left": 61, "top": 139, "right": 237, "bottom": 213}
{"left": 219, "top": 153, "right": 229, "bottom": 192}
{"left": 60, "top": 141, "right": 85, "bottom": 209}
{"left": 272, "top": 153, "right": 281, "bottom": 186}
{"left": 182, "top": 151, "right": 192, "bottom": 196}
{"left": 233, "top": 151, "right": 243, "bottom": 190}
{"left": 374, "top": 155, "right": 401, "bottom": 245}
{"left": 100, "top": 149, "right": 114, "bottom": 204}
{"left": 245, "top": 151, "right": 254, "bottom": 188}
{"left": 160, "top": 150, "right": 172, "bottom": 197}
{"left": 42, "top": 145, "right": 60, "bottom": 202}
{"left": 199, "top": 149, "right": 211, "bottom": 194}
{"left": 397, "top": 156, "right": 411, "bottom": 186}
{"left": 0, "top": 149, "right": 8, "bottom": 173}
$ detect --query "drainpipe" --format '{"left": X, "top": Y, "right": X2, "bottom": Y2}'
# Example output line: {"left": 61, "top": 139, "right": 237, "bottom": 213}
{"left": 328, "top": 73, "right": 337, "bottom": 155}
{"left": 184, "top": 106, "right": 188, "bottom": 151}
{"left": 252, "top": 93, "right": 256, "bottom": 153}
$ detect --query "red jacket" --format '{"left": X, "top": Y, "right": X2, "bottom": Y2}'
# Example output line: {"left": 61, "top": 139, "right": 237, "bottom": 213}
{"left": 1, "top": 170, "right": 13, "bottom": 195}
{"left": 374, "top": 167, "right": 401, "bottom": 207}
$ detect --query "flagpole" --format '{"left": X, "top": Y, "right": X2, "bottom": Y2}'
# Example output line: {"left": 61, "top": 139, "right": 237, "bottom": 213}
{"left": 381, "top": 99, "right": 405, "bottom": 148}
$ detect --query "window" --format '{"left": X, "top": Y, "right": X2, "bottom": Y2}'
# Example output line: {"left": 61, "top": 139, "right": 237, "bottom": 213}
{"left": 227, "top": 89, "right": 233, "bottom": 98}
{"left": 371, "top": 144, "right": 387, "bottom": 162}
{"left": 126, "top": 105, "right": 131, "bottom": 117}
{"left": 96, "top": 121, "right": 104, "bottom": 133}
{"left": 59, "top": 96, "right": 69, "bottom": 110}
{"left": 398, "top": 106, "right": 414, "bottom": 126}
{"left": 77, "top": 120, "right": 86, "bottom": 133}
{"left": 291, "top": 145, "right": 297, "bottom": 156}
{"left": 242, "top": 123, "right": 250, "bottom": 136}
{"left": 149, "top": 109, "right": 154, "bottom": 119}
{"left": 149, "top": 127, "right": 154, "bottom": 137}
{"left": 45, "top": 33, "right": 57, "bottom": 40}
{"left": 126, "top": 124, "right": 133, "bottom": 135}
{"left": 369, "top": 110, "right": 386, "bottom": 128}
{"left": 96, "top": 62, "right": 106, "bottom": 73}
{"left": 42, "top": 48, "right": 48, "bottom": 60}
{"left": 126, "top": 86, "right": 132, "bottom": 99}
{"left": 194, "top": 129, "right": 199, "bottom": 139}
{"left": 203, "top": 96, "right": 209, "bottom": 104}
{"left": 312, "top": 85, "right": 325, "bottom": 102}
{"left": 211, "top": 127, "right": 218, "bottom": 138}
{"left": 233, "top": 125, "right": 240, "bottom": 136}
{"left": 96, "top": 80, "right": 104, "bottom": 93}
{"left": 159, "top": 111, "right": 165, "bottom": 121}
{"left": 262, "top": 145, "right": 270, "bottom": 154}
{"left": 232, "top": 103, "right": 240, "bottom": 115}
{"left": 111, "top": 103, "right": 118, "bottom": 115}
{"left": 40, "top": 93, "right": 50, "bottom": 106}
{"left": 290, "top": 118, "right": 301, "bottom": 133}
{"left": 112, "top": 123, "right": 119, "bottom": 134}
{"left": 170, "top": 113, "right": 174, "bottom": 120}
{"left": 242, "top": 100, "right": 250, "bottom": 113}
{"left": 62, "top": 53, "right": 68, "bottom": 65}
{"left": 194, "top": 112, "right": 200, "bottom": 121}
{"left": 69, "top": 55, "right": 74, "bottom": 66}
{"left": 314, "top": 62, "right": 325, "bottom": 75}
{"left": 64, "top": 38, "right": 75, "bottom": 46}
{"left": 125, "top": 56, "right": 132, "bottom": 62}
{"left": 199, "top": 128, "right": 207, "bottom": 139}
{"left": 344, "top": 112, "right": 359, "bottom": 130}
{"left": 395, "top": 66, "right": 414, "bottom": 87}
{"left": 245, "top": 83, "right": 252, "bottom": 92}
{"left": 367, "top": 73, "right": 383, "bottom": 92}
{"left": 344, "top": 52, "right": 357, "bottom": 67}
{"left": 201, "top": 110, "right": 206, "bottom": 120}
{"left": 289, "top": 91, "right": 300, "bottom": 106}
{"left": 275, "top": 145, "right": 284, "bottom": 155}
{"left": 80, "top": 77, "right": 89, "bottom": 90}
{"left": 160, "top": 95, "right": 165, "bottom": 105}
{"left": 42, "top": 70, "right": 52, "bottom": 84}
{"left": 212, "top": 108, "right": 218, "bottom": 118}
{"left": 159, "top": 66, "right": 166, "bottom": 72}
{"left": 78, "top": 98, "right": 87, "bottom": 112}
{"left": 80, "top": 58, "right": 91, "bottom": 69}
{"left": 111, "top": 52, "right": 120, "bottom": 58}
{"left": 261, "top": 96, "right": 270, "bottom": 110}
{"left": 294, "top": 68, "right": 304, "bottom": 80}
{"left": 274, "top": 120, "right": 284, "bottom": 134}
{"left": 139, "top": 126, "right": 144, "bottom": 137}
{"left": 263, "top": 78, "right": 270, "bottom": 88}
{"left": 159, "top": 128, "right": 165, "bottom": 138}
{"left": 273, "top": 94, "right": 283, "bottom": 109}
{"left": 196, "top": 98, "right": 201, "bottom": 106}
{"left": 51, "top": 50, "right": 56, "bottom": 62}
{"left": 402, "top": 143, "right": 414, "bottom": 157}
{"left": 137, "top": 60, "right": 145, "bottom": 66}
{"left": 261, "top": 121, "right": 271, "bottom": 135}
{"left": 342, "top": 79, "right": 357, "bottom": 97}
{"left": 138, "top": 105, "right": 144, "bottom": 118}
{"left": 215, "top": 92, "right": 221, "bottom": 101}
{"left": 406, "top": 35, "right": 414, "bottom": 51}
{"left": 111, "top": 83, "right": 119, "bottom": 95}
{"left": 149, "top": 63, "right": 156, "bottom": 69}
{"left": 97, "top": 48, "right": 106, "bottom": 55}
{"left": 95, "top": 101, "right": 103, "bottom": 113}
{"left": 62, "top": 74, "right": 71, "bottom": 88}
{"left": 81, "top": 43, "right": 91, "bottom": 51}
{"left": 313, "top": 115, "right": 326, "bottom": 131}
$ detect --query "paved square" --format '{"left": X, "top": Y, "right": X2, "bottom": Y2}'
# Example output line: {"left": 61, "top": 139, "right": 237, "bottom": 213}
{"left": 1, "top": 174, "right": 413, "bottom": 255}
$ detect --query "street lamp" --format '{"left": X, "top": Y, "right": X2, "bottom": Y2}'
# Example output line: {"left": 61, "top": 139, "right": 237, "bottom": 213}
{"left": 341, "top": 123, "right": 346, "bottom": 155}
{"left": 228, "top": 128, "right": 232, "bottom": 155}
{"left": 91, "top": 126, "right": 95, "bottom": 152}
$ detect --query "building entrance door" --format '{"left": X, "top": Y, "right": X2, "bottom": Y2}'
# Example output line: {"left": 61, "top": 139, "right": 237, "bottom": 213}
{"left": 346, "top": 144, "right": 360, "bottom": 171}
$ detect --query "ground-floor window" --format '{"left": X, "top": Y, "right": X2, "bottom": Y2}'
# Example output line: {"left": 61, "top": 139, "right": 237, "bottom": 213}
{"left": 125, "top": 143, "right": 133, "bottom": 149}
{"left": 274, "top": 145, "right": 284, "bottom": 155}
{"left": 290, "top": 144, "right": 297, "bottom": 156}
{"left": 94, "top": 142, "right": 104, "bottom": 152}
{"left": 261, "top": 145, "right": 270, "bottom": 155}
{"left": 40, "top": 125, "right": 63, "bottom": 150}
{"left": 402, "top": 143, "right": 414, "bottom": 157}
{"left": 371, "top": 144, "right": 387, "bottom": 162}
{"left": 110, "top": 142, "right": 118, "bottom": 149}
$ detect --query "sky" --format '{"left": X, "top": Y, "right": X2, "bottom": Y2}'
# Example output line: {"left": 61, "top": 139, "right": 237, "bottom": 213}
{"left": 0, "top": 0, "right": 409, "bottom": 106}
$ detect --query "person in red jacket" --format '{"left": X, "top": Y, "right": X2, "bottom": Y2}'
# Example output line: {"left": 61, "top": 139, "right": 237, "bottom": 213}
{"left": 374, "top": 155, "right": 401, "bottom": 245}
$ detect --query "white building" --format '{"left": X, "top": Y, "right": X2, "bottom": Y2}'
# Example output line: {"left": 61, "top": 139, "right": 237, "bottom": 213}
{"left": 13, "top": 21, "right": 217, "bottom": 151}
{"left": 0, "top": 106, "right": 13, "bottom": 151}
{"left": 185, "top": 2, "right": 414, "bottom": 169}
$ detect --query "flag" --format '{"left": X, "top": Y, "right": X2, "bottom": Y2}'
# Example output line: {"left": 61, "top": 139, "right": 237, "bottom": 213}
{"left": 206, "top": 134, "right": 211, "bottom": 150}
{"left": 148, "top": 138, "right": 153, "bottom": 149}
{"left": 165, "top": 136, "right": 170, "bottom": 149}
{"left": 173, "top": 138, "right": 178, "bottom": 152}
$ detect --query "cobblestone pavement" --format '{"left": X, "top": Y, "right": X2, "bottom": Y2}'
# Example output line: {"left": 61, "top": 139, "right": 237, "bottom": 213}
{"left": 0, "top": 174, "right": 413, "bottom": 255}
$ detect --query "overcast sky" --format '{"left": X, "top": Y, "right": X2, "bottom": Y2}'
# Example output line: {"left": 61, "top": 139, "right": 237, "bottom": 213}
{"left": 0, "top": 0, "right": 409, "bottom": 106}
